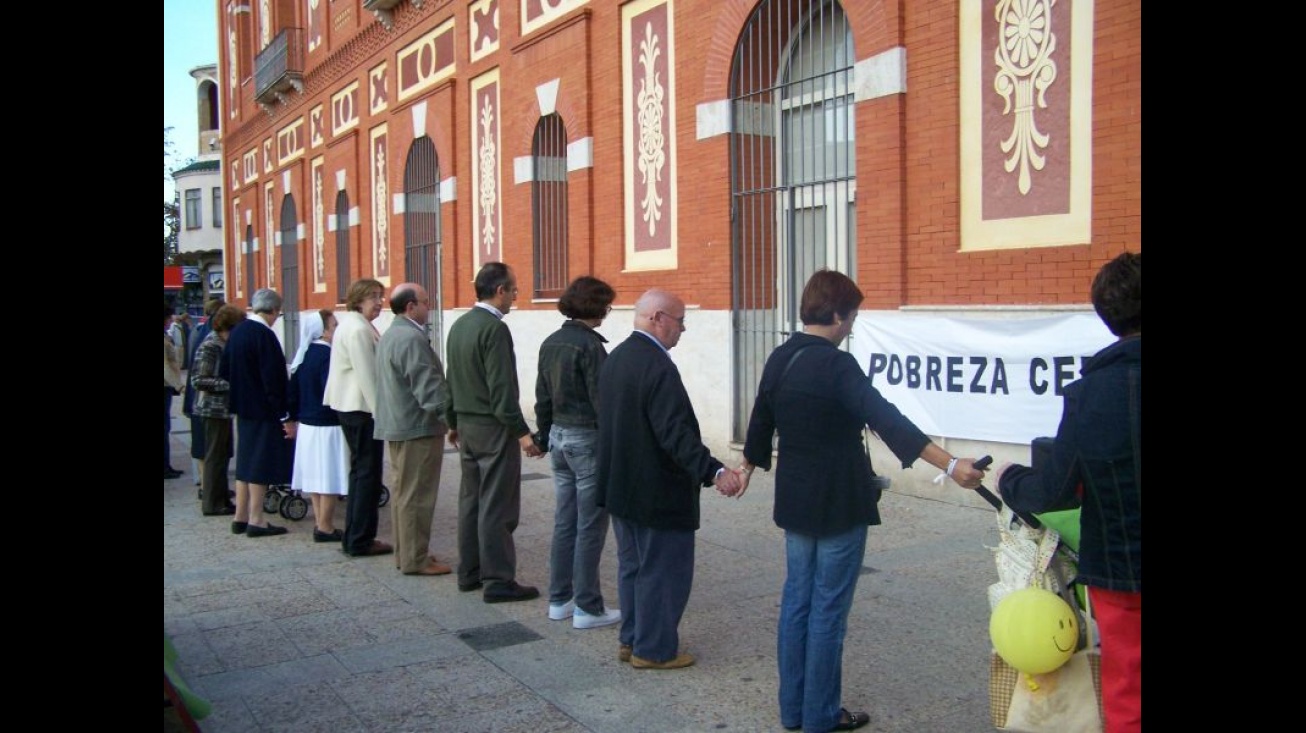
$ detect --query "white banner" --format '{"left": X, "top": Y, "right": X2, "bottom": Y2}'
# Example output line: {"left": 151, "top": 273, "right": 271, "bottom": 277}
{"left": 850, "top": 312, "right": 1114, "bottom": 444}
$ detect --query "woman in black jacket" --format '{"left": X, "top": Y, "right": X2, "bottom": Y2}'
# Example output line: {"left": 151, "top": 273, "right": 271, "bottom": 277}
{"left": 741, "top": 269, "right": 986, "bottom": 733}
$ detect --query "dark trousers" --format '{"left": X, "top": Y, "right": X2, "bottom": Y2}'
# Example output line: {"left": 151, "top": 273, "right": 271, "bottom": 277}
{"left": 164, "top": 388, "right": 175, "bottom": 471}
{"left": 455, "top": 419, "right": 522, "bottom": 591}
{"left": 612, "top": 515, "right": 695, "bottom": 663}
{"left": 201, "top": 417, "right": 233, "bottom": 514}
{"left": 339, "top": 410, "right": 384, "bottom": 553}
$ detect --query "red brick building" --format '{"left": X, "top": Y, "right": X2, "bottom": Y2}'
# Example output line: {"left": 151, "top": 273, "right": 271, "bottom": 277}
{"left": 218, "top": 0, "right": 1140, "bottom": 486}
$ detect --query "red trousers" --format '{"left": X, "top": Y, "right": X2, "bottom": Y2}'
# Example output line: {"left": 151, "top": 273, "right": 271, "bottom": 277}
{"left": 1089, "top": 586, "right": 1141, "bottom": 733}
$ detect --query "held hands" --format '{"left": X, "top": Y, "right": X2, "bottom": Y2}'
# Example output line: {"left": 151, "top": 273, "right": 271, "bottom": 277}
{"left": 283, "top": 421, "right": 298, "bottom": 440}
{"left": 714, "top": 466, "right": 748, "bottom": 498}
{"left": 447, "top": 429, "right": 460, "bottom": 450}
{"left": 520, "top": 434, "right": 543, "bottom": 458}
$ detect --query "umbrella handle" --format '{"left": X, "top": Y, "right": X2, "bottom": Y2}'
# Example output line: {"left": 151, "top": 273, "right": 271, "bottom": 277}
{"left": 972, "top": 455, "right": 1043, "bottom": 529}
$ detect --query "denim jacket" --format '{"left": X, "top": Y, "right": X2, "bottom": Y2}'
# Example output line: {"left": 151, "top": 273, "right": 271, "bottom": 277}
{"left": 534, "top": 320, "right": 608, "bottom": 451}
{"left": 1001, "top": 336, "right": 1141, "bottom": 593}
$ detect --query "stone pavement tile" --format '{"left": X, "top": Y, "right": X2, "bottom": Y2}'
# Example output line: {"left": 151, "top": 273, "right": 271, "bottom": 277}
{"left": 204, "top": 619, "right": 304, "bottom": 671}
{"left": 189, "top": 605, "right": 273, "bottom": 632}
{"left": 184, "top": 697, "right": 257, "bottom": 733}
{"left": 331, "top": 631, "right": 473, "bottom": 674}
{"left": 327, "top": 666, "right": 424, "bottom": 722}
{"left": 417, "top": 688, "right": 584, "bottom": 733}
{"left": 190, "top": 665, "right": 276, "bottom": 702}
{"left": 254, "top": 582, "right": 339, "bottom": 620}
{"left": 406, "top": 650, "right": 529, "bottom": 701}
{"left": 313, "top": 574, "right": 407, "bottom": 609}
{"left": 239, "top": 679, "right": 366, "bottom": 733}
{"left": 260, "top": 652, "right": 354, "bottom": 687}
{"left": 279, "top": 608, "right": 374, "bottom": 657}
{"left": 170, "top": 630, "right": 226, "bottom": 677}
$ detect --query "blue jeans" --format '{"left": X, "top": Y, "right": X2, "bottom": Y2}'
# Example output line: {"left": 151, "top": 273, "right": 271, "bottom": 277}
{"left": 547, "top": 425, "right": 611, "bottom": 614}
{"left": 778, "top": 524, "right": 868, "bottom": 733}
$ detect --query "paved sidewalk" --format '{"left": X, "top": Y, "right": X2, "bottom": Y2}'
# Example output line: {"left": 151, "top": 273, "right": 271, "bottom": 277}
{"left": 164, "top": 414, "right": 1002, "bottom": 732}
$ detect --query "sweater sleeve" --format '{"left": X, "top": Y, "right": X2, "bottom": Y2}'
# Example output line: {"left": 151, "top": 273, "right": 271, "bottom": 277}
{"left": 484, "top": 323, "right": 530, "bottom": 437}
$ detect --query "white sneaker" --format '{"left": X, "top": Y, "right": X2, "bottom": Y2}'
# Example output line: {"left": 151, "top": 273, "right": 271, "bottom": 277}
{"left": 548, "top": 600, "right": 575, "bottom": 620}
{"left": 573, "top": 607, "right": 622, "bottom": 629}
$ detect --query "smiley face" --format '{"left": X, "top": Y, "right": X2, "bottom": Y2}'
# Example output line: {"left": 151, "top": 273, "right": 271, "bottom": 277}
{"left": 990, "top": 587, "right": 1079, "bottom": 675}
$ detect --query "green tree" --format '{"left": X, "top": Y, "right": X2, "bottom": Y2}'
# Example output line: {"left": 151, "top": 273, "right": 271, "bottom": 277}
{"left": 164, "top": 126, "right": 180, "bottom": 264}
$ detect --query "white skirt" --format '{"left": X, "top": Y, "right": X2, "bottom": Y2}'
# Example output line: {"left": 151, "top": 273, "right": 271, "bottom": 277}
{"left": 291, "top": 424, "right": 351, "bottom": 496}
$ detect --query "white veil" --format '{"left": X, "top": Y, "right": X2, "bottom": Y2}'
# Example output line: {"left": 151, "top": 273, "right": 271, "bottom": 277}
{"left": 289, "top": 311, "right": 326, "bottom": 375}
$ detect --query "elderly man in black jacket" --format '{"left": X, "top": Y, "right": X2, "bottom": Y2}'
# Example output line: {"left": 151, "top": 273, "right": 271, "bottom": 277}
{"left": 596, "top": 289, "right": 742, "bottom": 670}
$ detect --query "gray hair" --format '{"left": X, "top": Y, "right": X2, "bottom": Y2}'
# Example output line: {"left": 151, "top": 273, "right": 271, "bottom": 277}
{"left": 250, "top": 288, "right": 283, "bottom": 315}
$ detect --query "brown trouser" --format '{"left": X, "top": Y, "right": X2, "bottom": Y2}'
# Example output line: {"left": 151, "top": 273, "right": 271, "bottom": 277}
{"left": 387, "top": 436, "right": 444, "bottom": 573}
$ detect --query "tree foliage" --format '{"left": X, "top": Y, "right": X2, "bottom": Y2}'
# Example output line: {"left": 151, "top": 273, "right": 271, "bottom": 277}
{"left": 164, "top": 126, "right": 179, "bottom": 264}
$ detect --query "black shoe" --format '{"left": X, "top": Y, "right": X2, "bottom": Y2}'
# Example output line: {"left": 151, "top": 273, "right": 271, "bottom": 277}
{"left": 164, "top": 468, "right": 184, "bottom": 479}
{"left": 483, "top": 581, "right": 540, "bottom": 603}
{"left": 231, "top": 521, "right": 248, "bottom": 534}
{"left": 203, "top": 506, "right": 237, "bottom": 516}
{"left": 313, "top": 528, "right": 344, "bottom": 543}
{"left": 458, "top": 580, "right": 483, "bottom": 592}
{"left": 832, "top": 709, "right": 870, "bottom": 731}
{"left": 246, "top": 523, "right": 288, "bottom": 538}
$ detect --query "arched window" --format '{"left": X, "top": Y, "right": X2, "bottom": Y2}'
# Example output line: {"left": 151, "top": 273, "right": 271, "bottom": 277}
{"left": 279, "top": 194, "right": 300, "bottom": 362}
{"left": 335, "top": 190, "right": 350, "bottom": 303}
{"left": 532, "top": 113, "right": 568, "bottom": 299}
{"left": 402, "top": 136, "right": 443, "bottom": 358}
{"left": 729, "top": 0, "right": 856, "bottom": 441}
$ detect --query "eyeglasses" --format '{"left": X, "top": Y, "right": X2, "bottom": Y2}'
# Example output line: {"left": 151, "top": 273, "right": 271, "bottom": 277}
{"left": 656, "top": 311, "right": 686, "bottom": 327}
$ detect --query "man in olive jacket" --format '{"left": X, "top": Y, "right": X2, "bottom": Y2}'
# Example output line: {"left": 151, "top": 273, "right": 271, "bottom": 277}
{"left": 374, "top": 282, "right": 452, "bottom": 577}
{"left": 444, "top": 263, "right": 542, "bottom": 603}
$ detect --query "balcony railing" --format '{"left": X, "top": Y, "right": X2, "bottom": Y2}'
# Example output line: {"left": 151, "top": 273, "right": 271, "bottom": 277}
{"left": 254, "top": 27, "right": 304, "bottom": 109}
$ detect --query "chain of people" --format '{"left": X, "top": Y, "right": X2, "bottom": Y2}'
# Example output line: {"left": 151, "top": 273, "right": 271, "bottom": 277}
{"left": 164, "top": 254, "right": 1138, "bottom": 733}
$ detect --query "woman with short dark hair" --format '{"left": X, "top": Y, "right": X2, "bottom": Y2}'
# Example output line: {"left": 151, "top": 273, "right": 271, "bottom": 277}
{"left": 741, "top": 269, "right": 987, "bottom": 733}
{"left": 534, "top": 276, "right": 621, "bottom": 629}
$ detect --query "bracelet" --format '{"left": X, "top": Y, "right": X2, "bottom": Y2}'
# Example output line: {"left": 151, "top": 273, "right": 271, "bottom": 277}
{"left": 946, "top": 457, "right": 959, "bottom": 478}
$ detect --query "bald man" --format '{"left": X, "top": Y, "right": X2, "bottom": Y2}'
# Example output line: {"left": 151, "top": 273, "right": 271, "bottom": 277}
{"left": 374, "top": 282, "right": 453, "bottom": 576}
{"left": 596, "top": 289, "right": 742, "bottom": 669}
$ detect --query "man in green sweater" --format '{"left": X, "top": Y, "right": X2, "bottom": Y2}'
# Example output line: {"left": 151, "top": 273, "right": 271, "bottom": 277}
{"left": 445, "top": 262, "right": 543, "bottom": 603}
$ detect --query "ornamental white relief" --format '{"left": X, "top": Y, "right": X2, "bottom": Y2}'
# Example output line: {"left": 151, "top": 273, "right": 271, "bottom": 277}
{"left": 265, "top": 191, "right": 276, "bottom": 287}
{"left": 228, "top": 26, "right": 239, "bottom": 118}
{"left": 478, "top": 95, "right": 498, "bottom": 257}
{"left": 260, "top": 0, "right": 271, "bottom": 48}
{"left": 374, "top": 146, "right": 388, "bottom": 270}
{"left": 993, "top": 0, "right": 1058, "bottom": 195}
{"left": 636, "top": 22, "right": 666, "bottom": 237}
{"left": 314, "top": 170, "right": 325, "bottom": 284}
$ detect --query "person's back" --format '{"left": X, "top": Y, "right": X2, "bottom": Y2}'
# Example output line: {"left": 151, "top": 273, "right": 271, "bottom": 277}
{"left": 324, "top": 309, "right": 378, "bottom": 414}
{"left": 996, "top": 251, "right": 1141, "bottom": 733}
{"left": 597, "top": 333, "right": 706, "bottom": 530}
{"left": 223, "top": 318, "right": 284, "bottom": 422}
{"left": 446, "top": 307, "right": 520, "bottom": 424}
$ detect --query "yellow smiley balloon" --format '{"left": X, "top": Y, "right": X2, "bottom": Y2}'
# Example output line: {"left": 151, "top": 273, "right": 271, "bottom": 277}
{"left": 989, "top": 587, "right": 1078, "bottom": 675}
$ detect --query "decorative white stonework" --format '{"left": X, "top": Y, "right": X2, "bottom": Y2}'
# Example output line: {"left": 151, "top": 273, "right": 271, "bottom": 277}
{"left": 411, "top": 101, "right": 427, "bottom": 139}
{"left": 993, "top": 0, "right": 1057, "bottom": 195}
{"left": 536, "top": 78, "right": 560, "bottom": 116}
{"left": 854, "top": 46, "right": 907, "bottom": 101}
{"left": 313, "top": 161, "right": 326, "bottom": 286}
{"left": 265, "top": 184, "right": 276, "bottom": 288}
{"left": 636, "top": 22, "right": 666, "bottom": 238}
{"left": 567, "top": 137, "right": 593, "bottom": 172}
{"left": 375, "top": 143, "right": 388, "bottom": 273}
{"left": 695, "top": 99, "right": 729, "bottom": 141}
{"left": 478, "top": 94, "right": 498, "bottom": 257}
